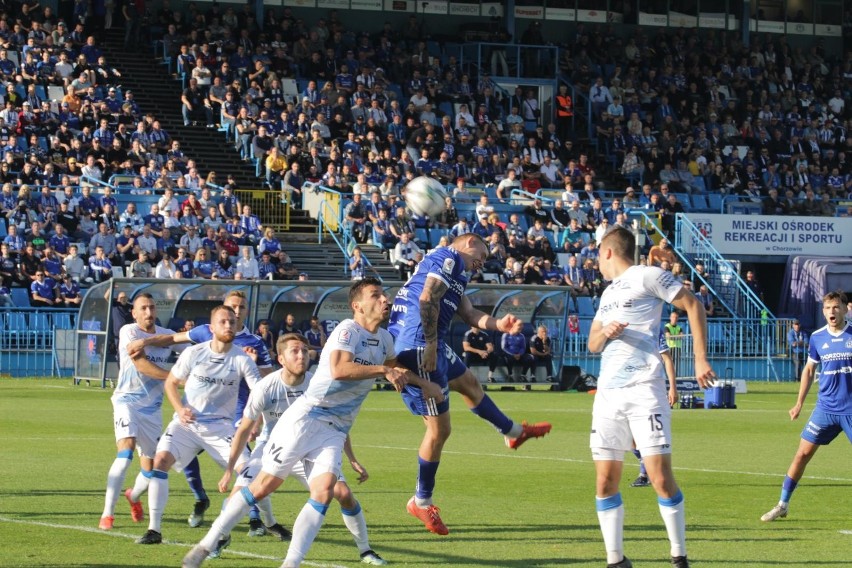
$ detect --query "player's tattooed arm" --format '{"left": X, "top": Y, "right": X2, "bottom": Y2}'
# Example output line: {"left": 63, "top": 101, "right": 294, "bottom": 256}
{"left": 419, "top": 277, "right": 448, "bottom": 343}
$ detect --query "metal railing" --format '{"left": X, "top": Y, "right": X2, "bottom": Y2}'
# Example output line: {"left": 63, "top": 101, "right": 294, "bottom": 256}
{"left": 0, "top": 308, "right": 78, "bottom": 378}
{"left": 674, "top": 213, "right": 773, "bottom": 321}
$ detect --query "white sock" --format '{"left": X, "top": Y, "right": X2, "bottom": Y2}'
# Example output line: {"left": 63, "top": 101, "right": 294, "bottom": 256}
{"left": 596, "top": 494, "right": 624, "bottom": 564}
{"left": 341, "top": 501, "right": 370, "bottom": 553}
{"left": 130, "top": 470, "right": 150, "bottom": 502}
{"left": 147, "top": 472, "right": 169, "bottom": 532}
{"left": 284, "top": 499, "right": 328, "bottom": 566}
{"left": 199, "top": 490, "right": 252, "bottom": 551}
{"left": 257, "top": 495, "right": 277, "bottom": 526}
{"left": 102, "top": 454, "right": 132, "bottom": 517}
{"left": 658, "top": 491, "right": 687, "bottom": 558}
{"left": 506, "top": 422, "right": 523, "bottom": 438}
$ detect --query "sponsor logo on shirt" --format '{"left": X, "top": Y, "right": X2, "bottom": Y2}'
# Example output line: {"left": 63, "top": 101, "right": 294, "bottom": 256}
{"left": 339, "top": 329, "right": 351, "bottom": 345}
{"left": 442, "top": 258, "right": 455, "bottom": 274}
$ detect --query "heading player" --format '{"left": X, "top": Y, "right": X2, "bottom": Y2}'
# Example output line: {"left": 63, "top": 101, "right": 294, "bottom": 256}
{"left": 588, "top": 227, "right": 714, "bottom": 568}
{"left": 761, "top": 291, "right": 852, "bottom": 522}
{"left": 128, "top": 290, "right": 273, "bottom": 532}
{"left": 183, "top": 278, "right": 442, "bottom": 568}
{"left": 388, "top": 232, "right": 551, "bottom": 536}
{"left": 136, "top": 305, "right": 262, "bottom": 545}
{"left": 99, "top": 293, "right": 182, "bottom": 530}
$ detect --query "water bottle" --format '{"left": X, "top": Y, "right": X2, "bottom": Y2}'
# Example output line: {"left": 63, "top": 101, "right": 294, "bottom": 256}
{"left": 760, "top": 309, "right": 768, "bottom": 326}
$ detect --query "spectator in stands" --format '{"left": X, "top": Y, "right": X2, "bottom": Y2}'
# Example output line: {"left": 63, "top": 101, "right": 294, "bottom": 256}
{"left": 462, "top": 326, "right": 498, "bottom": 383}
{"left": 58, "top": 274, "right": 82, "bottom": 307}
{"left": 744, "top": 270, "right": 764, "bottom": 302}
{"left": 393, "top": 232, "right": 421, "bottom": 280}
{"left": 236, "top": 245, "right": 259, "bottom": 280}
{"left": 129, "top": 251, "right": 154, "bottom": 278}
{"left": 154, "top": 253, "right": 179, "bottom": 279}
{"left": 213, "top": 249, "right": 235, "bottom": 279}
{"left": 529, "top": 325, "right": 554, "bottom": 381}
{"left": 348, "top": 245, "right": 365, "bottom": 281}
{"left": 343, "top": 192, "right": 368, "bottom": 243}
{"left": 84, "top": 244, "right": 111, "bottom": 283}
{"left": 64, "top": 245, "right": 86, "bottom": 282}
{"left": 501, "top": 327, "right": 534, "bottom": 382}
{"left": 695, "top": 285, "right": 716, "bottom": 318}
{"left": 192, "top": 248, "right": 214, "bottom": 279}
{"left": 0, "top": 242, "right": 25, "bottom": 287}
{"left": 647, "top": 238, "right": 676, "bottom": 267}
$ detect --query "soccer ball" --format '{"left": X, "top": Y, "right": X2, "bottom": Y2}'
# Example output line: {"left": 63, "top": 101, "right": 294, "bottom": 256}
{"left": 405, "top": 176, "right": 448, "bottom": 218}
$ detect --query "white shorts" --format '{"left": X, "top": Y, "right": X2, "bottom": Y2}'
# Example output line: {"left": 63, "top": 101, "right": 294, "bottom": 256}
{"left": 237, "top": 442, "right": 349, "bottom": 490}
{"left": 113, "top": 402, "right": 162, "bottom": 459}
{"left": 260, "top": 414, "right": 346, "bottom": 482}
{"left": 156, "top": 419, "right": 249, "bottom": 473}
{"left": 590, "top": 381, "right": 672, "bottom": 461}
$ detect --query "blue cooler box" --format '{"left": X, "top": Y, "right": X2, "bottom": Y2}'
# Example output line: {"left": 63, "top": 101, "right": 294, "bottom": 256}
{"left": 704, "top": 381, "right": 736, "bottom": 409}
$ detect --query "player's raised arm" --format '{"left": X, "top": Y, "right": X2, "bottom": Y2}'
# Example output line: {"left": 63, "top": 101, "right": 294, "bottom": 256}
{"left": 670, "top": 288, "right": 715, "bottom": 387}
{"left": 127, "top": 330, "right": 190, "bottom": 358}
{"left": 457, "top": 294, "right": 523, "bottom": 334}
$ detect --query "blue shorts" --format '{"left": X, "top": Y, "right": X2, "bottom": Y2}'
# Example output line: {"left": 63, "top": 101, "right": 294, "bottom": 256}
{"left": 800, "top": 409, "right": 852, "bottom": 445}
{"left": 396, "top": 343, "right": 466, "bottom": 416}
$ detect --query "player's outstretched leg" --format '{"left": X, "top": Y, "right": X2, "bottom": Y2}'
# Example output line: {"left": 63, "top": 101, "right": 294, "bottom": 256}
{"left": 451, "top": 370, "right": 552, "bottom": 450}
{"left": 761, "top": 439, "right": 819, "bottom": 522}
{"left": 257, "top": 495, "right": 292, "bottom": 540}
{"left": 184, "top": 456, "right": 210, "bottom": 528}
{"left": 185, "top": 488, "right": 255, "bottom": 566}
{"left": 644, "top": 454, "right": 689, "bottom": 567}
{"left": 407, "top": 413, "right": 450, "bottom": 535}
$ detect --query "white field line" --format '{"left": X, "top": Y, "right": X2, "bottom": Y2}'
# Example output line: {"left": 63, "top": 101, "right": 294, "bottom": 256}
{"left": 359, "top": 444, "right": 852, "bottom": 483}
{"left": 0, "top": 516, "right": 347, "bottom": 568}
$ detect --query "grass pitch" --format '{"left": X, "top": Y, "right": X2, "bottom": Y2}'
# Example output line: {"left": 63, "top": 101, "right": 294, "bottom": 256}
{"left": 0, "top": 380, "right": 849, "bottom": 567}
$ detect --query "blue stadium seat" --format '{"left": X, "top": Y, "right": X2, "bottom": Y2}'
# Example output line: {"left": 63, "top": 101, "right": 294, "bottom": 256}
{"left": 707, "top": 193, "right": 723, "bottom": 212}
{"left": 166, "top": 317, "right": 185, "bottom": 332}
{"left": 438, "top": 101, "right": 454, "bottom": 121}
{"left": 414, "top": 228, "right": 429, "bottom": 246}
{"left": 690, "top": 194, "right": 708, "bottom": 210}
{"left": 0, "top": 223, "right": 6, "bottom": 236}
{"left": 35, "top": 85, "right": 47, "bottom": 100}
{"left": 429, "top": 228, "right": 448, "bottom": 248}
{"left": 11, "top": 288, "right": 29, "bottom": 307}
{"left": 576, "top": 296, "right": 596, "bottom": 317}
{"left": 53, "top": 313, "right": 73, "bottom": 330}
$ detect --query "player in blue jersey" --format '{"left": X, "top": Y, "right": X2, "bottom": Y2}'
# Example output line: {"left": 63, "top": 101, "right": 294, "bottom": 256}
{"left": 304, "top": 315, "right": 327, "bottom": 367}
{"left": 588, "top": 228, "right": 714, "bottom": 568}
{"left": 388, "top": 232, "right": 552, "bottom": 536}
{"left": 136, "top": 305, "right": 262, "bottom": 545}
{"left": 127, "top": 290, "right": 274, "bottom": 534}
{"left": 99, "top": 294, "right": 183, "bottom": 531}
{"left": 631, "top": 330, "right": 678, "bottom": 488}
{"left": 183, "top": 278, "right": 443, "bottom": 568}
{"left": 761, "top": 291, "right": 852, "bottom": 522}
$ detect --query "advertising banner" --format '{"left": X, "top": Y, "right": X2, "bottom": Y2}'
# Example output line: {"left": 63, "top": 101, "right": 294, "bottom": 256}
{"left": 684, "top": 214, "right": 852, "bottom": 256}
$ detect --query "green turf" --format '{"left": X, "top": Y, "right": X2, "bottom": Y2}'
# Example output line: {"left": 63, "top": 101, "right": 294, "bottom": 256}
{"left": 0, "top": 380, "right": 849, "bottom": 567}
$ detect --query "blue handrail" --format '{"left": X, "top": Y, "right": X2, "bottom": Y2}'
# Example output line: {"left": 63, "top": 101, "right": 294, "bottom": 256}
{"left": 674, "top": 213, "right": 773, "bottom": 320}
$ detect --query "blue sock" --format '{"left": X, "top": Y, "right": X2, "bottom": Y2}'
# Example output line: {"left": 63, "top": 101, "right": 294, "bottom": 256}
{"left": 780, "top": 476, "right": 798, "bottom": 504}
{"left": 632, "top": 449, "right": 647, "bottom": 476}
{"left": 183, "top": 457, "right": 207, "bottom": 501}
{"left": 248, "top": 504, "right": 261, "bottom": 521}
{"left": 470, "top": 394, "right": 514, "bottom": 434}
{"left": 415, "top": 457, "right": 440, "bottom": 500}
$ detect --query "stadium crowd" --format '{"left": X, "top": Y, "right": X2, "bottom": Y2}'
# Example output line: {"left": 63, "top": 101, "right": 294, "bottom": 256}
{"left": 0, "top": 1, "right": 840, "bottom": 314}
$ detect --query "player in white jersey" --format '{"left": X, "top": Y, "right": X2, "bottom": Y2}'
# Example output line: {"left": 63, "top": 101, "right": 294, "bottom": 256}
{"left": 127, "top": 290, "right": 274, "bottom": 532}
{"left": 136, "top": 305, "right": 262, "bottom": 545}
{"left": 99, "top": 293, "right": 183, "bottom": 531}
{"left": 206, "top": 333, "right": 387, "bottom": 565}
{"left": 588, "top": 228, "right": 714, "bottom": 568}
{"left": 183, "top": 278, "right": 443, "bottom": 568}
{"left": 761, "top": 291, "right": 852, "bottom": 522}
